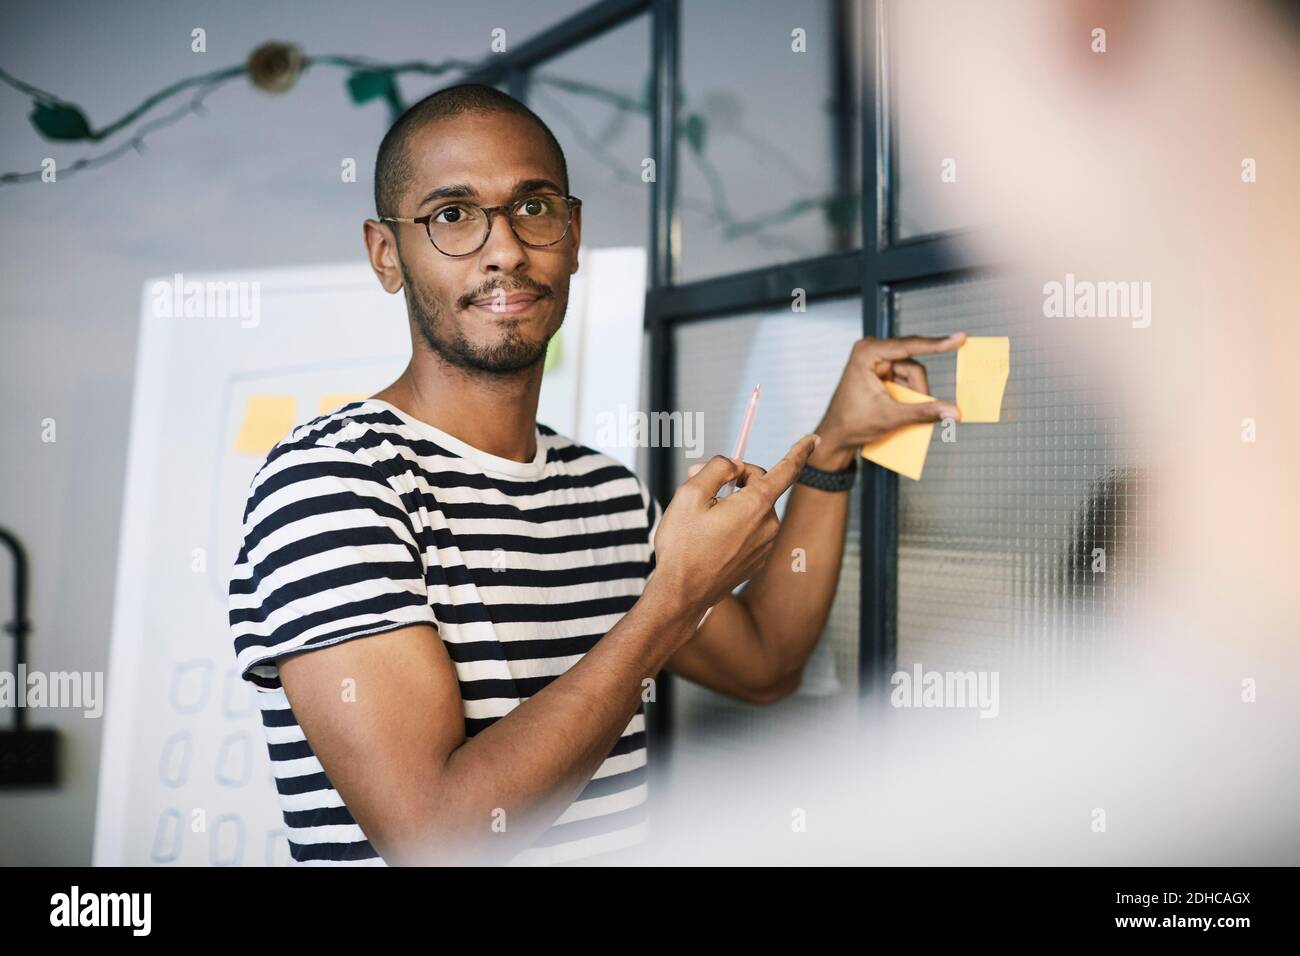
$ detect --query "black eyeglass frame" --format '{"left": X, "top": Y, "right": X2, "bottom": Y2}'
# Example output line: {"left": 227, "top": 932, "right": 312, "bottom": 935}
{"left": 381, "top": 194, "right": 583, "bottom": 257}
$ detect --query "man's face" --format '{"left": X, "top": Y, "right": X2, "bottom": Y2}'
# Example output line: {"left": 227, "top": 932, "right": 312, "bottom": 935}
{"left": 387, "top": 111, "right": 579, "bottom": 376}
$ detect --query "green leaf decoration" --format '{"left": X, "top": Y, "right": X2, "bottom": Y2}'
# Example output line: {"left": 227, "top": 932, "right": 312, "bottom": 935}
{"left": 30, "top": 101, "right": 93, "bottom": 142}
{"left": 383, "top": 85, "right": 406, "bottom": 121}
{"left": 682, "top": 113, "right": 706, "bottom": 154}
{"left": 824, "top": 195, "right": 859, "bottom": 232}
{"left": 346, "top": 70, "right": 396, "bottom": 105}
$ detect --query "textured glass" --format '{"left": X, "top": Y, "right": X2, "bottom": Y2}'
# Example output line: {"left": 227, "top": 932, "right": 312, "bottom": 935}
{"left": 893, "top": 277, "right": 1152, "bottom": 692}
{"left": 528, "top": 15, "right": 651, "bottom": 252}
{"left": 666, "top": 297, "right": 863, "bottom": 772}
{"left": 677, "top": 0, "right": 862, "bottom": 281}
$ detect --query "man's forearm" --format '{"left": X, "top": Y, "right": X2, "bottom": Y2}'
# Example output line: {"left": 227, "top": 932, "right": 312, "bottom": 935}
{"left": 400, "top": 578, "right": 699, "bottom": 864}
{"left": 738, "top": 434, "right": 855, "bottom": 679}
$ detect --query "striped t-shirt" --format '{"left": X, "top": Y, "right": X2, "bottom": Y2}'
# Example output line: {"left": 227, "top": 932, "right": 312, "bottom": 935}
{"left": 227, "top": 398, "right": 663, "bottom": 866}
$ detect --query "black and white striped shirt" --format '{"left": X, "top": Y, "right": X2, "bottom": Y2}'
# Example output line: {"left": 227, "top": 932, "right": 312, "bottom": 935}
{"left": 227, "top": 398, "right": 663, "bottom": 865}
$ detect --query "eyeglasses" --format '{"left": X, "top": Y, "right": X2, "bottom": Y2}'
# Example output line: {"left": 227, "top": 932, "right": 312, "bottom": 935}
{"left": 381, "top": 193, "right": 582, "bottom": 257}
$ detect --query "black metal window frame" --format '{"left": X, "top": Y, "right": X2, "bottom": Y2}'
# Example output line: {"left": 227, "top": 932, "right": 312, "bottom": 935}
{"left": 456, "top": 0, "right": 990, "bottom": 735}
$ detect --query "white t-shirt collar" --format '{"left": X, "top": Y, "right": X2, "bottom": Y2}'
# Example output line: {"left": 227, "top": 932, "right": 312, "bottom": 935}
{"left": 364, "top": 399, "right": 547, "bottom": 479}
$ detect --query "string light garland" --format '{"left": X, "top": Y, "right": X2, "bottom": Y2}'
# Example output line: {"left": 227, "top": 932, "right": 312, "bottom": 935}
{"left": 0, "top": 43, "right": 857, "bottom": 244}
{"left": 0, "top": 45, "right": 474, "bottom": 185}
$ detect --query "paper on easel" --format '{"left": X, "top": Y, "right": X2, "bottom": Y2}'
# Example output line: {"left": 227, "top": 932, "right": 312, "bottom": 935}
{"left": 233, "top": 394, "right": 296, "bottom": 455}
{"left": 859, "top": 380, "right": 936, "bottom": 481}
{"left": 956, "top": 336, "right": 1010, "bottom": 423}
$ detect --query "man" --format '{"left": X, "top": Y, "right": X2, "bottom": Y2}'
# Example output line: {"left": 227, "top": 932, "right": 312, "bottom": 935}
{"left": 227, "top": 83, "right": 963, "bottom": 866}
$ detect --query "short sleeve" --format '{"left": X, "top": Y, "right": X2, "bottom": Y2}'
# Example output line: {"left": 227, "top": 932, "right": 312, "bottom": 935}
{"left": 228, "top": 441, "right": 436, "bottom": 689}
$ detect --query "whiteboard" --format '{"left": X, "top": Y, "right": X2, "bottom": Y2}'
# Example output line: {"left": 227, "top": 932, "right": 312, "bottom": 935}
{"left": 93, "top": 248, "right": 646, "bottom": 865}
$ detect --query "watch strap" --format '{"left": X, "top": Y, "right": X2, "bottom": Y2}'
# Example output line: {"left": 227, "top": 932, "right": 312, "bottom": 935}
{"left": 797, "top": 455, "right": 858, "bottom": 492}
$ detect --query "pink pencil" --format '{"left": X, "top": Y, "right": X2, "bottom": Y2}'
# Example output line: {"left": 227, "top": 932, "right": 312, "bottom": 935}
{"left": 716, "top": 384, "right": 760, "bottom": 500}
{"left": 698, "top": 384, "right": 760, "bottom": 629}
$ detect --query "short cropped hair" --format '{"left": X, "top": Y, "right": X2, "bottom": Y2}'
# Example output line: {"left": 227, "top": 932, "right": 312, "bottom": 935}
{"left": 373, "top": 83, "right": 569, "bottom": 218}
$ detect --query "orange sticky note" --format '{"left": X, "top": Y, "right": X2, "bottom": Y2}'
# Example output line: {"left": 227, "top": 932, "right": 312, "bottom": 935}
{"left": 233, "top": 395, "right": 296, "bottom": 455}
{"left": 956, "top": 337, "right": 1010, "bottom": 423}
{"left": 318, "top": 393, "right": 368, "bottom": 415}
{"left": 859, "top": 380, "right": 936, "bottom": 481}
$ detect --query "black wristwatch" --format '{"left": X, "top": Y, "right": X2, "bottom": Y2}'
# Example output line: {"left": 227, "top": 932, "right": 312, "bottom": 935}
{"left": 797, "top": 455, "right": 858, "bottom": 492}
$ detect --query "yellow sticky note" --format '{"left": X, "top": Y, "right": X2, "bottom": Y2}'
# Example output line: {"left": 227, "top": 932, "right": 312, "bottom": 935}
{"left": 860, "top": 380, "right": 936, "bottom": 481}
{"left": 318, "top": 393, "right": 368, "bottom": 415}
{"left": 233, "top": 395, "right": 297, "bottom": 455}
{"left": 956, "top": 336, "right": 1010, "bottom": 423}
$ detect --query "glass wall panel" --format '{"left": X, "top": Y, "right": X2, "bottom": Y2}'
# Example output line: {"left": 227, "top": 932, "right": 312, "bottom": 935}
{"left": 529, "top": 15, "right": 652, "bottom": 251}
{"left": 677, "top": 0, "right": 862, "bottom": 281}
{"left": 893, "top": 277, "right": 1152, "bottom": 696}
{"left": 667, "top": 296, "right": 863, "bottom": 774}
